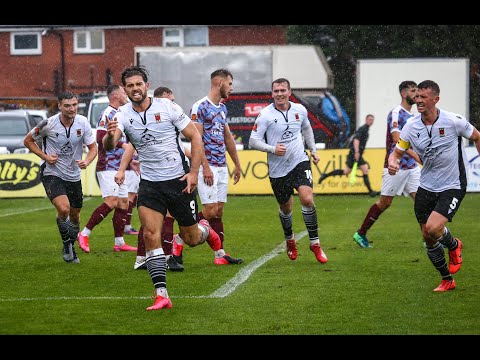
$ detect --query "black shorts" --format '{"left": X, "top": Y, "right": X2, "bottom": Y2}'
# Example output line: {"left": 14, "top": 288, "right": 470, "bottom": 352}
{"left": 42, "top": 175, "right": 83, "bottom": 208}
{"left": 137, "top": 177, "right": 198, "bottom": 227}
{"left": 346, "top": 151, "right": 368, "bottom": 168}
{"left": 270, "top": 160, "right": 313, "bottom": 205}
{"left": 414, "top": 187, "right": 466, "bottom": 224}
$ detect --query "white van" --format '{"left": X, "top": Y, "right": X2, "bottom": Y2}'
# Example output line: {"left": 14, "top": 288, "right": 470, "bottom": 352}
{"left": 87, "top": 90, "right": 154, "bottom": 129}
{"left": 87, "top": 92, "right": 109, "bottom": 129}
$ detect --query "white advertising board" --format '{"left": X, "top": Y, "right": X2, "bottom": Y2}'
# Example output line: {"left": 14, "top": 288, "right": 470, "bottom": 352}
{"left": 356, "top": 58, "right": 469, "bottom": 148}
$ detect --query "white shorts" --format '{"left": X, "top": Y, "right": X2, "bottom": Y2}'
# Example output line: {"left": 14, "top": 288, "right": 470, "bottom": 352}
{"left": 126, "top": 170, "right": 140, "bottom": 193}
{"left": 97, "top": 170, "right": 128, "bottom": 198}
{"left": 380, "top": 166, "right": 420, "bottom": 197}
{"left": 197, "top": 165, "right": 229, "bottom": 204}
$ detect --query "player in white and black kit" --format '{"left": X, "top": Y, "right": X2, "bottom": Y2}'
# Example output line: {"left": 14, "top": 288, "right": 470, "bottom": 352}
{"left": 388, "top": 80, "right": 480, "bottom": 292}
{"left": 249, "top": 78, "right": 328, "bottom": 264}
{"left": 23, "top": 91, "right": 97, "bottom": 264}
{"left": 103, "top": 66, "right": 222, "bottom": 311}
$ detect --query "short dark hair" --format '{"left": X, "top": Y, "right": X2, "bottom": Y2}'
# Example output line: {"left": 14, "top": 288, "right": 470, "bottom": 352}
{"left": 58, "top": 91, "right": 77, "bottom": 102}
{"left": 211, "top": 68, "right": 233, "bottom": 80}
{"left": 106, "top": 84, "right": 123, "bottom": 101}
{"left": 417, "top": 80, "right": 440, "bottom": 96}
{"left": 121, "top": 65, "right": 149, "bottom": 86}
{"left": 107, "top": 84, "right": 121, "bottom": 96}
{"left": 399, "top": 81, "right": 417, "bottom": 93}
{"left": 272, "top": 78, "right": 290, "bottom": 90}
{"left": 153, "top": 86, "right": 173, "bottom": 98}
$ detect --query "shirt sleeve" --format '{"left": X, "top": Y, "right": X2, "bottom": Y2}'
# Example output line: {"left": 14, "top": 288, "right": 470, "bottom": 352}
{"left": 396, "top": 123, "right": 412, "bottom": 151}
{"left": 83, "top": 121, "right": 96, "bottom": 146}
{"left": 170, "top": 102, "right": 191, "bottom": 132}
{"left": 454, "top": 114, "right": 474, "bottom": 139}
{"left": 31, "top": 118, "right": 50, "bottom": 141}
{"left": 249, "top": 114, "right": 275, "bottom": 153}
{"left": 390, "top": 109, "right": 401, "bottom": 134}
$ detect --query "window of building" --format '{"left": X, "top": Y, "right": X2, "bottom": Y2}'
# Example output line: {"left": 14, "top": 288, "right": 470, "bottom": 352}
{"left": 163, "top": 27, "right": 208, "bottom": 47}
{"left": 73, "top": 30, "right": 105, "bottom": 54}
{"left": 10, "top": 32, "right": 42, "bottom": 55}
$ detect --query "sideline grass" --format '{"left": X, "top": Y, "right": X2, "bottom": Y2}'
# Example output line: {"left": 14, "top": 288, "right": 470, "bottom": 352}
{"left": 1, "top": 194, "right": 479, "bottom": 335}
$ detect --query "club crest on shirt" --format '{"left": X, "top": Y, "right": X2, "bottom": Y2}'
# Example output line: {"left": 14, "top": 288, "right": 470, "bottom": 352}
{"left": 76, "top": 129, "right": 82, "bottom": 137}
{"left": 439, "top": 128, "right": 445, "bottom": 137}
{"left": 295, "top": 113, "right": 300, "bottom": 121}
{"left": 155, "top": 113, "right": 161, "bottom": 122}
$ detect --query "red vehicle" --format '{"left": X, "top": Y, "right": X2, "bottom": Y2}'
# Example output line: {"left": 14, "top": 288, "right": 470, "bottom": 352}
{"left": 223, "top": 91, "right": 351, "bottom": 149}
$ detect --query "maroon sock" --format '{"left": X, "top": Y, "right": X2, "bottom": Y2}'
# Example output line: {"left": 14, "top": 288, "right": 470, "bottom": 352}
{"left": 162, "top": 217, "right": 175, "bottom": 255}
{"left": 358, "top": 203, "right": 383, "bottom": 235}
{"left": 85, "top": 202, "right": 113, "bottom": 230}
{"left": 209, "top": 217, "right": 224, "bottom": 243}
{"left": 137, "top": 226, "right": 146, "bottom": 256}
{"left": 112, "top": 208, "right": 128, "bottom": 237}
{"left": 125, "top": 201, "right": 134, "bottom": 226}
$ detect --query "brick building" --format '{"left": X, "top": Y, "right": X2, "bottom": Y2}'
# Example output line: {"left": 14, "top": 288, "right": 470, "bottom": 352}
{"left": 0, "top": 25, "right": 287, "bottom": 112}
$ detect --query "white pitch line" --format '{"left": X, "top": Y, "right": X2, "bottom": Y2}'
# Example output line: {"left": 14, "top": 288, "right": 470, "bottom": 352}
{"left": 205, "top": 230, "right": 308, "bottom": 298}
{"left": 0, "top": 197, "right": 94, "bottom": 218}
{"left": 0, "top": 206, "right": 52, "bottom": 218}
{"left": 0, "top": 230, "right": 308, "bottom": 302}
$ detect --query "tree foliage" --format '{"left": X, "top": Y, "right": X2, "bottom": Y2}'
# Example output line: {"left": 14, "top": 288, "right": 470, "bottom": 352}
{"left": 287, "top": 25, "right": 480, "bottom": 129}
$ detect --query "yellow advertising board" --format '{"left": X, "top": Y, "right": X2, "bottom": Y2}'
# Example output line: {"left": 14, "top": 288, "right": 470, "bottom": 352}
{"left": 309, "top": 148, "right": 385, "bottom": 195}
{"left": 226, "top": 148, "right": 385, "bottom": 195}
{"left": 0, "top": 154, "right": 101, "bottom": 198}
{"left": 0, "top": 149, "right": 386, "bottom": 198}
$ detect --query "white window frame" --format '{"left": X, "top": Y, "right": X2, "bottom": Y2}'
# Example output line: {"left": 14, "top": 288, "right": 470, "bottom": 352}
{"left": 163, "top": 26, "right": 209, "bottom": 47}
{"left": 73, "top": 30, "right": 105, "bottom": 54}
{"left": 163, "top": 28, "right": 184, "bottom": 47}
{"left": 10, "top": 32, "right": 42, "bottom": 55}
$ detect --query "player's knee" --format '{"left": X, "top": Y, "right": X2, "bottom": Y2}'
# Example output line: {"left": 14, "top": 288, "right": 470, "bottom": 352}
{"left": 56, "top": 205, "right": 70, "bottom": 217}
{"left": 179, "top": 227, "right": 203, "bottom": 247}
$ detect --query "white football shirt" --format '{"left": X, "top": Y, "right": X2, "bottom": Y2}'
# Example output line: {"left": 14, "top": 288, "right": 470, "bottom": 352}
{"left": 249, "top": 101, "right": 310, "bottom": 178}
{"left": 115, "top": 97, "right": 191, "bottom": 182}
{"left": 396, "top": 108, "right": 473, "bottom": 192}
{"left": 31, "top": 113, "right": 95, "bottom": 182}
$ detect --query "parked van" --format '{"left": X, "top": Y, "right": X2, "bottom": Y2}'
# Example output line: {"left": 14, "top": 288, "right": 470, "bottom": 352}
{"left": 87, "top": 92, "right": 108, "bottom": 129}
{"left": 223, "top": 90, "right": 351, "bottom": 149}
{"left": 87, "top": 90, "right": 154, "bottom": 129}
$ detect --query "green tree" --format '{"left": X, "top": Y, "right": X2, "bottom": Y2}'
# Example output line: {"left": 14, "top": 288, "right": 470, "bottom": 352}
{"left": 287, "top": 25, "right": 480, "bottom": 132}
